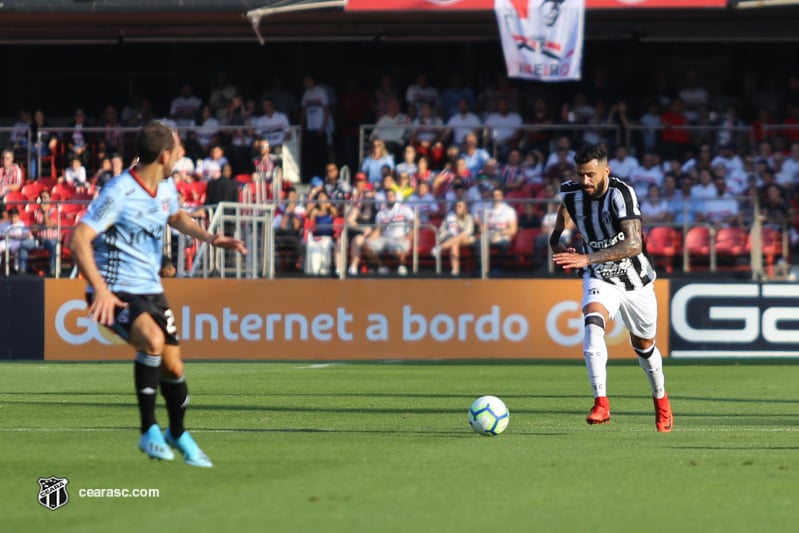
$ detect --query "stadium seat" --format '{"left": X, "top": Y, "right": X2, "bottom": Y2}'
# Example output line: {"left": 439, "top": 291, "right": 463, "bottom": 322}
{"left": 506, "top": 228, "right": 541, "bottom": 269}
{"left": 20, "top": 182, "right": 44, "bottom": 201}
{"left": 747, "top": 227, "right": 784, "bottom": 277}
{"left": 685, "top": 225, "right": 711, "bottom": 270}
{"left": 715, "top": 227, "right": 749, "bottom": 270}
{"left": 51, "top": 183, "right": 75, "bottom": 201}
{"left": 3, "top": 191, "right": 27, "bottom": 208}
{"left": 646, "top": 226, "right": 682, "bottom": 274}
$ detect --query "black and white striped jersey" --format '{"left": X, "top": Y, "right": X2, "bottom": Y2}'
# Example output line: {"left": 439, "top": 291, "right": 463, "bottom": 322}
{"left": 560, "top": 176, "right": 655, "bottom": 290}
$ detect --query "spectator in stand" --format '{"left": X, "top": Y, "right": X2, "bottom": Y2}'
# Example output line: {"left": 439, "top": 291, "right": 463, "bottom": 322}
{"left": 500, "top": 149, "right": 525, "bottom": 192}
{"left": 446, "top": 97, "right": 481, "bottom": 148}
{"left": 304, "top": 190, "right": 339, "bottom": 275}
{"left": 362, "top": 188, "right": 415, "bottom": 276}
{"left": 0, "top": 149, "right": 24, "bottom": 202}
{"left": 99, "top": 105, "right": 124, "bottom": 161}
{"left": 681, "top": 142, "right": 714, "bottom": 174}
{"left": 273, "top": 187, "right": 306, "bottom": 272}
{"left": 370, "top": 98, "right": 410, "bottom": 161}
{"left": 629, "top": 152, "right": 664, "bottom": 200}
{"left": 660, "top": 173, "right": 679, "bottom": 208}
{"left": 208, "top": 71, "right": 240, "bottom": 122}
{"left": 699, "top": 174, "right": 742, "bottom": 229}
{"left": 373, "top": 74, "right": 400, "bottom": 121}
{"left": 711, "top": 142, "right": 744, "bottom": 174}
{"left": 522, "top": 97, "right": 554, "bottom": 156}
{"left": 752, "top": 107, "right": 779, "bottom": 145}
{"left": 485, "top": 96, "right": 523, "bottom": 161}
{"left": 545, "top": 136, "right": 575, "bottom": 170}
{"left": 395, "top": 145, "right": 419, "bottom": 184}
{"left": 441, "top": 74, "right": 476, "bottom": 121}
{"left": 717, "top": 105, "right": 747, "bottom": 149}
{"left": 0, "top": 207, "right": 31, "bottom": 273}
{"left": 781, "top": 103, "right": 799, "bottom": 144}
{"left": 343, "top": 174, "right": 377, "bottom": 276}
{"left": 323, "top": 163, "right": 350, "bottom": 209}
{"left": 669, "top": 174, "right": 698, "bottom": 225}
{"left": 250, "top": 97, "right": 291, "bottom": 155}
{"left": 581, "top": 99, "right": 613, "bottom": 147}
{"left": 205, "top": 159, "right": 240, "bottom": 207}
{"left": 435, "top": 157, "right": 471, "bottom": 203}
{"left": 361, "top": 139, "right": 395, "bottom": 185}
{"left": 29, "top": 109, "right": 58, "bottom": 179}
{"left": 64, "top": 108, "right": 92, "bottom": 168}
{"left": 199, "top": 145, "right": 229, "bottom": 182}
{"left": 262, "top": 76, "right": 299, "bottom": 124}
{"left": 678, "top": 70, "right": 710, "bottom": 125}
{"left": 609, "top": 145, "right": 639, "bottom": 181}
{"left": 432, "top": 200, "right": 475, "bottom": 276}
{"left": 406, "top": 180, "right": 439, "bottom": 224}
{"left": 640, "top": 183, "right": 670, "bottom": 226}
{"left": 544, "top": 146, "right": 577, "bottom": 182}
{"left": 659, "top": 99, "right": 694, "bottom": 162}
{"left": 691, "top": 168, "right": 718, "bottom": 202}
{"left": 409, "top": 102, "right": 446, "bottom": 169}
{"left": 64, "top": 156, "right": 88, "bottom": 188}
{"left": 517, "top": 201, "right": 541, "bottom": 229}
{"left": 607, "top": 100, "right": 633, "bottom": 148}
{"left": 761, "top": 183, "right": 791, "bottom": 231}
{"left": 638, "top": 100, "right": 663, "bottom": 155}
{"left": 194, "top": 105, "right": 221, "bottom": 152}
{"left": 416, "top": 155, "right": 434, "bottom": 185}
{"left": 170, "top": 84, "right": 203, "bottom": 131}
{"left": 94, "top": 154, "right": 125, "bottom": 191}
{"left": 391, "top": 171, "right": 415, "bottom": 201}
{"left": 776, "top": 141, "right": 799, "bottom": 189}
{"left": 712, "top": 161, "right": 747, "bottom": 198}
{"left": 252, "top": 139, "right": 277, "bottom": 184}
{"left": 27, "top": 189, "right": 62, "bottom": 276}
{"left": 522, "top": 150, "right": 545, "bottom": 191}
{"left": 406, "top": 73, "right": 440, "bottom": 117}
{"left": 301, "top": 75, "right": 332, "bottom": 181}
{"left": 461, "top": 132, "right": 490, "bottom": 176}
{"left": 478, "top": 74, "right": 520, "bottom": 119}
{"left": 474, "top": 187, "right": 518, "bottom": 273}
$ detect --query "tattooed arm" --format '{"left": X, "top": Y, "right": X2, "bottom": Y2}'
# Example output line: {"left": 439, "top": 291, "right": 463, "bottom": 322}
{"left": 553, "top": 218, "right": 642, "bottom": 270}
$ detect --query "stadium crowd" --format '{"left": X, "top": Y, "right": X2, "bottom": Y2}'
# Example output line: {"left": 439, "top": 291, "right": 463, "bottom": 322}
{"left": 1, "top": 68, "right": 797, "bottom": 277}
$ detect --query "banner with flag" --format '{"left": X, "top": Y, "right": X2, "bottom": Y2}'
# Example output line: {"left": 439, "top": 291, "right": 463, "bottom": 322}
{"left": 495, "top": 0, "right": 585, "bottom": 81}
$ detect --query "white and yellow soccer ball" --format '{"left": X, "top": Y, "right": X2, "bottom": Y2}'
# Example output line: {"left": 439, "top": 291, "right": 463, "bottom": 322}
{"left": 468, "top": 395, "right": 509, "bottom": 436}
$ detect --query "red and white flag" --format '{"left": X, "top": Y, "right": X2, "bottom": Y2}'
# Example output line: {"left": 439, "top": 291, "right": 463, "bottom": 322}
{"left": 495, "top": 0, "right": 585, "bottom": 81}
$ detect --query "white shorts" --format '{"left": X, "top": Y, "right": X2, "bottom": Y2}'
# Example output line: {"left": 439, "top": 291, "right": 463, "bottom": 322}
{"left": 582, "top": 275, "right": 658, "bottom": 340}
{"left": 367, "top": 236, "right": 411, "bottom": 255}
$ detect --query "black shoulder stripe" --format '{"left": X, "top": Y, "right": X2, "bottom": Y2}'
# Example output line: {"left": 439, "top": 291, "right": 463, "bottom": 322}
{"left": 560, "top": 180, "right": 582, "bottom": 193}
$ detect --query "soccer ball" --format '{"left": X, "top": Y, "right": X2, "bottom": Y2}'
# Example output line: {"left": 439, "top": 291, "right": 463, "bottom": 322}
{"left": 468, "top": 395, "right": 509, "bottom": 436}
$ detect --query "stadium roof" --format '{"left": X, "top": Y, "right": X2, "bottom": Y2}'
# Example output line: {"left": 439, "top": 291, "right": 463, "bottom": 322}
{"left": 0, "top": 0, "right": 798, "bottom": 45}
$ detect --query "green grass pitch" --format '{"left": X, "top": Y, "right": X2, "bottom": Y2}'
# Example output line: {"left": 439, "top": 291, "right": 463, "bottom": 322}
{"left": 1, "top": 361, "right": 798, "bottom": 533}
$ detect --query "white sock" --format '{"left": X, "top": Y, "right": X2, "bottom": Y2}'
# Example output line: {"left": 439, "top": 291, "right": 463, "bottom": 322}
{"left": 583, "top": 317, "right": 608, "bottom": 398}
{"left": 636, "top": 345, "right": 666, "bottom": 399}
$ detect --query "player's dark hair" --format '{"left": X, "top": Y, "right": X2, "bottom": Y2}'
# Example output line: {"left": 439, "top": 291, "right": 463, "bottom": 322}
{"left": 574, "top": 144, "right": 608, "bottom": 166}
{"left": 136, "top": 121, "right": 175, "bottom": 165}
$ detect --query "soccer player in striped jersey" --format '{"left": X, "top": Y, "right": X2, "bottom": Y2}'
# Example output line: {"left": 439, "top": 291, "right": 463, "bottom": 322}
{"left": 549, "top": 144, "right": 673, "bottom": 432}
{"left": 71, "top": 122, "right": 248, "bottom": 466}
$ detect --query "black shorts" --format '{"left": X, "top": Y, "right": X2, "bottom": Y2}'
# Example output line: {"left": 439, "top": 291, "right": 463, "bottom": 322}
{"left": 86, "top": 292, "right": 180, "bottom": 346}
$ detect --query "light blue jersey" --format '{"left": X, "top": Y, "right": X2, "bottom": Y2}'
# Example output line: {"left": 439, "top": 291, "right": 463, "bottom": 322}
{"left": 80, "top": 169, "right": 180, "bottom": 294}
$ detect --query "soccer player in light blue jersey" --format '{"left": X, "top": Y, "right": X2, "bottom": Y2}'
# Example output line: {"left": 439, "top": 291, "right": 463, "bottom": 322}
{"left": 71, "top": 121, "right": 247, "bottom": 467}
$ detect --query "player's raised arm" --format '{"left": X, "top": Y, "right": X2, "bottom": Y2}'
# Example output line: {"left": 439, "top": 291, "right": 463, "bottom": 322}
{"left": 167, "top": 209, "right": 248, "bottom": 255}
